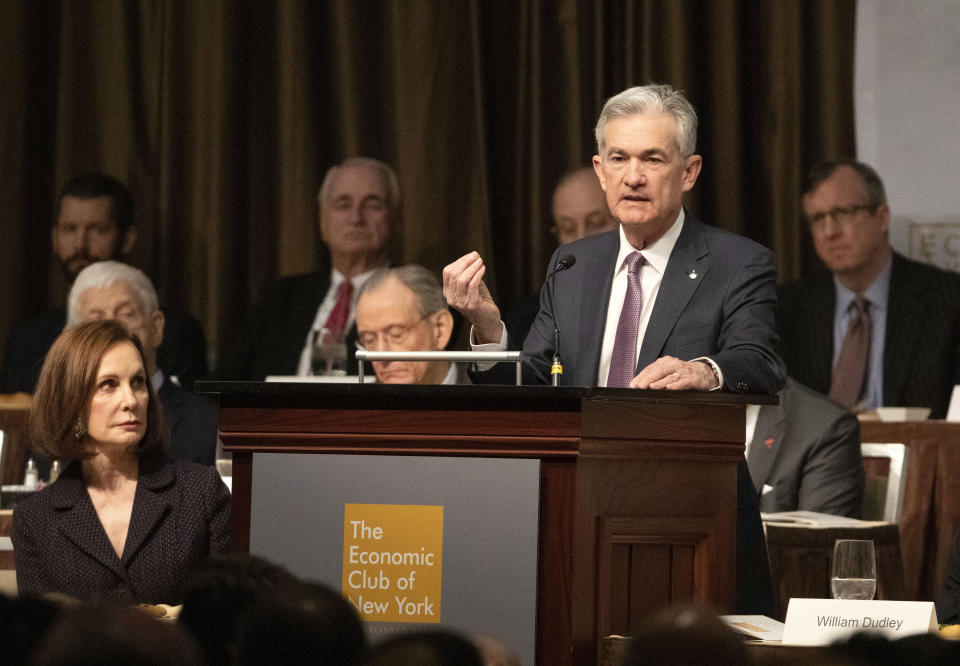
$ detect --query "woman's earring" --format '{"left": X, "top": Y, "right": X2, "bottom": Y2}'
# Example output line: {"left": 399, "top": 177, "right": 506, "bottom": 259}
{"left": 74, "top": 418, "right": 86, "bottom": 440}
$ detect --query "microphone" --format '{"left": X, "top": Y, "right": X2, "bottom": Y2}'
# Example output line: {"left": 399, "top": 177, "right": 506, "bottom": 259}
{"left": 547, "top": 254, "right": 576, "bottom": 386}
{"left": 549, "top": 254, "right": 577, "bottom": 277}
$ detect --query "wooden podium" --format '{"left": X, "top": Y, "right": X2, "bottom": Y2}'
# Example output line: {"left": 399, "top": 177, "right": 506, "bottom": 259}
{"left": 204, "top": 382, "right": 760, "bottom": 665}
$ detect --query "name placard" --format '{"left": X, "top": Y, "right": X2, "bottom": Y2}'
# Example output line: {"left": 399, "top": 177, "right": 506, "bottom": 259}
{"left": 342, "top": 503, "right": 444, "bottom": 624}
{"left": 782, "top": 599, "right": 938, "bottom": 645}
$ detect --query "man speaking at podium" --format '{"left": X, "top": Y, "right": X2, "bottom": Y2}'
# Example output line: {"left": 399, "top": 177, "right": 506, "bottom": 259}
{"left": 443, "top": 84, "right": 783, "bottom": 394}
{"left": 442, "top": 83, "right": 785, "bottom": 613}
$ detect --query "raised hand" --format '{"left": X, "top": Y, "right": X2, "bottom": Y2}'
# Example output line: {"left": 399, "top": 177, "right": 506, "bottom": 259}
{"left": 442, "top": 251, "right": 503, "bottom": 344}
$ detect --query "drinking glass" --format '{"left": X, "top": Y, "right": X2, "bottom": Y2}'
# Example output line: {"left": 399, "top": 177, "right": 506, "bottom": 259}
{"left": 831, "top": 539, "right": 877, "bottom": 600}
{"left": 311, "top": 328, "right": 348, "bottom": 376}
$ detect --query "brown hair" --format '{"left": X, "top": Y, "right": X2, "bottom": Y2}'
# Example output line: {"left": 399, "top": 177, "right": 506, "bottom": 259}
{"left": 803, "top": 159, "right": 887, "bottom": 208}
{"left": 29, "top": 320, "right": 165, "bottom": 460}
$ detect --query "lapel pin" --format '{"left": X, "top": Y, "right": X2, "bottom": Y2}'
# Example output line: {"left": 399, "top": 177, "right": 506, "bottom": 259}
{"left": 765, "top": 438, "right": 774, "bottom": 448}
{"left": 687, "top": 269, "right": 698, "bottom": 279}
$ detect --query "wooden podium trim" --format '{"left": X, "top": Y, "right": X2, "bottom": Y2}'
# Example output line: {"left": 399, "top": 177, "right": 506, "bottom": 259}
{"left": 582, "top": 398, "right": 745, "bottom": 443}
{"left": 579, "top": 438, "right": 744, "bottom": 461}
{"left": 596, "top": 516, "right": 717, "bottom": 639}
{"left": 220, "top": 406, "right": 581, "bottom": 437}
{"left": 220, "top": 431, "right": 580, "bottom": 458}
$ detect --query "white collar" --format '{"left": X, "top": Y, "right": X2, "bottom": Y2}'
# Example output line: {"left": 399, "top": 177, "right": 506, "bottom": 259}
{"left": 441, "top": 362, "right": 459, "bottom": 385}
{"left": 330, "top": 266, "right": 383, "bottom": 292}
{"left": 151, "top": 369, "right": 164, "bottom": 393}
{"left": 614, "top": 208, "right": 685, "bottom": 276}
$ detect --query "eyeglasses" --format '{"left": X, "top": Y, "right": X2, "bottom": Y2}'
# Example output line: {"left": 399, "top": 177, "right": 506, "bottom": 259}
{"left": 807, "top": 204, "right": 877, "bottom": 229}
{"left": 356, "top": 313, "right": 433, "bottom": 350}
{"left": 551, "top": 213, "right": 616, "bottom": 241}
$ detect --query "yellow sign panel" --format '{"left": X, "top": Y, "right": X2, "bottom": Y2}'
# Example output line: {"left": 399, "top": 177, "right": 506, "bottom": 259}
{"left": 342, "top": 503, "right": 444, "bottom": 623}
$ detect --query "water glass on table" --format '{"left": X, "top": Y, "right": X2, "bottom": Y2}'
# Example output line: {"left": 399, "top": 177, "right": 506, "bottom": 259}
{"left": 311, "top": 328, "right": 348, "bottom": 376}
{"left": 831, "top": 539, "right": 877, "bottom": 600}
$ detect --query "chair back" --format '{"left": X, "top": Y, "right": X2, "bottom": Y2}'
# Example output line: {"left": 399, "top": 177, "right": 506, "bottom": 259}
{"left": 764, "top": 523, "right": 905, "bottom": 621}
{"left": 860, "top": 443, "right": 908, "bottom": 523}
{"left": 0, "top": 402, "right": 32, "bottom": 485}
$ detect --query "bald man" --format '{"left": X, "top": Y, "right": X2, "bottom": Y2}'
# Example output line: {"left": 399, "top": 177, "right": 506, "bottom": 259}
{"left": 506, "top": 167, "right": 618, "bottom": 341}
{"left": 551, "top": 167, "right": 618, "bottom": 245}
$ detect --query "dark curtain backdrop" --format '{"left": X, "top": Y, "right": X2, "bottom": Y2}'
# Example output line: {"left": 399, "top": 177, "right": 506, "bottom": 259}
{"left": 0, "top": 0, "right": 855, "bottom": 365}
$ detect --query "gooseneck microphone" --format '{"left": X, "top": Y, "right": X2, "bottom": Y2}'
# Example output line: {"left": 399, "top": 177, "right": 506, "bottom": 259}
{"left": 546, "top": 254, "right": 576, "bottom": 386}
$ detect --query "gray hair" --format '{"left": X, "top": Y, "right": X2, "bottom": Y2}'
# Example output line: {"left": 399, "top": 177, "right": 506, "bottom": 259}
{"left": 804, "top": 159, "right": 887, "bottom": 207}
{"left": 594, "top": 83, "right": 698, "bottom": 157}
{"left": 67, "top": 261, "right": 159, "bottom": 327}
{"left": 316, "top": 157, "right": 401, "bottom": 218}
{"left": 358, "top": 265, "right": 447, "bottom": 317}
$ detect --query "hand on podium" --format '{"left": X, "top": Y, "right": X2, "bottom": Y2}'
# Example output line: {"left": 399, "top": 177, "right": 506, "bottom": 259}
{"left": 631, "top": 356, "right": 720, "bottom": 391}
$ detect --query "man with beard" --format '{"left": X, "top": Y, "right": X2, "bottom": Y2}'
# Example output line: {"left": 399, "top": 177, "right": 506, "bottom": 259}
{"left": 1, "top": 173, "right": 208, "bottom": 393}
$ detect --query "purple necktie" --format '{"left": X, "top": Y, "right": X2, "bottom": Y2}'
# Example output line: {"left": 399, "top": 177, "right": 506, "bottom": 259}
{"left": 829, "top": 295, "right": 871, "bottom": 409}
{"left": 607, "top": 252, "right": 646, "bottom": 387}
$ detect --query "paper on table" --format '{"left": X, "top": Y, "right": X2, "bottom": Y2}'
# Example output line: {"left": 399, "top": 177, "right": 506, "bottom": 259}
{"left": 876, "top": 407, "right": 931, "bottom": 422}
{"left": 947, "top": 385, "right": 960, "bottom": 422}
{"left": 760, "top": 511, "right": 874, "bottom": 527}
{"left": 721, "top": 615, "right": 785, "bottom": 641}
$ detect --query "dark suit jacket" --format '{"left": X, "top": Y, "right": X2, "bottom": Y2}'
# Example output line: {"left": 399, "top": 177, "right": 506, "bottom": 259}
{"left": 11, "top": 453, "right": 230, "bottom": 604}
{"left": 937, "top": 529, "right": 960, "bottom": 624}
{"left": 482, "top": 215, "right": 784, "bottom": 614}
{"left": 216, "top": 271, "right": 367, "bottom": 380}
{"left": 777, "top": 252, "right": 960, "bottom": 418}
{"left": 514, "top": 215, "right": 785, "bottom": 392}
{"left": 159, "top": 376, "right": 219, "bottom": 465}
{"left": 748, "top": 377, "right": 864, "bottom": 517}
{"left": 1, "top": 305, "right": 209, "bottom": 393}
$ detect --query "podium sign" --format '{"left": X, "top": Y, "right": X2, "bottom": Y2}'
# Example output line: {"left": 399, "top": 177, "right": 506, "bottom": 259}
{"left": 782, "top": 598, "right": 938, "bottom": 645}
{"left": 206, "top": 381, "right": 761, "bottom": 664}
{"left": 342, "top": 503, "right": 444, "bottom": 623}
{"left": 249, "top": 453, "right": 539, "bottom": 664}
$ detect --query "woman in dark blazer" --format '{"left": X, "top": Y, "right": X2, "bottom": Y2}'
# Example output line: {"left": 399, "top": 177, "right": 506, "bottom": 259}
{"left": 12, "top": 320, "right": 229, "bottom": 603}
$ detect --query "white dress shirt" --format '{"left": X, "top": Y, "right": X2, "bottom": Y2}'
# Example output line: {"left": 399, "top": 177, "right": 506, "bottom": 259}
{"left": 295, "top": 268, "right": 379, "bottom": 376}
{"left": 472, "top": 209, "right": 723, "bottom": 387}
{"left": 595, "top": 211, "right": 684, "bottom": 386}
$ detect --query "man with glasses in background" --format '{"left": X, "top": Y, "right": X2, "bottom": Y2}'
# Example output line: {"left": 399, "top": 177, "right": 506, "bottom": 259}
{"left": 777, "top": 160, "right": 960, "bottom": 418}
{"left": 355, "top": 265, "right": 462, "bottom": 385}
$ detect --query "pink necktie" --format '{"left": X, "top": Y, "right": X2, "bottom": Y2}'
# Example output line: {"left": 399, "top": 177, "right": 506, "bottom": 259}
{"left": 607, "top": 252, "right": 646, "bottom": 387}
{"left": 323, "top": 280, "right": 354, "bottom": 342}
{"left": 829, "top": 295, "right": 871, "bottom": 409}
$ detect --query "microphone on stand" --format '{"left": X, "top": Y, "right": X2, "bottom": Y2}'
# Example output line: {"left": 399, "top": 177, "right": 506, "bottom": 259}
{"left": 546, "top": 254, "right": 576, "bottom": 386}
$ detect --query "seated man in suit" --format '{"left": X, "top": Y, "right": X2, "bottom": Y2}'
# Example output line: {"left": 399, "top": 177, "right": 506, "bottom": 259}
{"left": 217, "top": 157, "right": 400, "bottom": 380}
{"left": 778, "top": 159, "right": 960, "bottom": 417}
{"left": 443, "top": 83, "right": 784, "bottom": 614}
{"left": 355, "top": 265, "right": 459, "bottom": 385}
{"left": 1, "top": 172, "right": 208, "bottom": 393}
{"left": 68, "top": 261, "right": 218, "bottom": 465}
{"left": 506, "top": 166, "right": 617, "bottom": 342}
{"left": 747, "top": 377, "right": 864, "bottom": 517}
{"left": 937, "top": 529, "right": 960, "bottom": 624}
{"left": 550, "top": 166, "right": 619, "bottom": 246}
